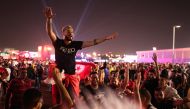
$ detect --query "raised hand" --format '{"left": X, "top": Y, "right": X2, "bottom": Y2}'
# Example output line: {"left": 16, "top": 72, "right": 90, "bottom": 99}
{"left": 45, "top": 7, "right": 54, "bottom": 19}
{"left": 124, "top": 63, "right": 129, "bottom": 78}
{"left": 105, "top": 32, "right": 118, "bottom": 40}
{"left": 135, "top": 72, "right": 141, "bottom": 90}
{"left": 152, "top": 53, "right": 157, "bottom": 63}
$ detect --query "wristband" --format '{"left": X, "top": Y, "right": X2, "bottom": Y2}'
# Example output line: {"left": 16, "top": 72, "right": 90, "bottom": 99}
{"left": 94, "top": 39, "right": 98, "bottom": 45}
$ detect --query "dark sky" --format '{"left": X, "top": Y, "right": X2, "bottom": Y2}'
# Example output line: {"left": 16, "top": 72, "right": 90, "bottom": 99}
{"left": 0, "top": 0, "right": 190, "bottom": 54}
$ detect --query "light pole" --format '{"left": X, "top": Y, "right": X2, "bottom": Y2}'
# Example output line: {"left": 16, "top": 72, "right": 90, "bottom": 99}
{"left": 172, "top": 25, "right": 181, "bottom": 64}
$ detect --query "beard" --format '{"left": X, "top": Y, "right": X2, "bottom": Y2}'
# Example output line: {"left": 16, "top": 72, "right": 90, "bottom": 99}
{"left": 65, "top": 35, "right": 73, "bottom": 41}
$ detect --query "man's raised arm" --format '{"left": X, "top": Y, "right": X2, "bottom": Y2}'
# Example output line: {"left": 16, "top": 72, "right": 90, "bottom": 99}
{"left": 82, "top": 32, "right": 118, "bottom": 48}
{"left": 152, "top": 53, "right": 159, "bottom": 79}
{"left": 45, "top": 7, "right": 57, "bottom": 42}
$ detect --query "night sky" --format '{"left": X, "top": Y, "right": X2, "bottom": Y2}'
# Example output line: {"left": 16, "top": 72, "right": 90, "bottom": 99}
{"left": 0, "top": 0, "right": 190, "bottom": 54}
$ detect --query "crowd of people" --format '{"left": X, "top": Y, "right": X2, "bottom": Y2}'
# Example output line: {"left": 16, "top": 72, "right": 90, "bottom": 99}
{"left": 0, "top": 6, "right": 190, "bottom": 109}
{"left": 0, "top": 53, "right": 190, "bottom": 109}
{"left": 0, "top": 57, "right": 49, "bottom": 109}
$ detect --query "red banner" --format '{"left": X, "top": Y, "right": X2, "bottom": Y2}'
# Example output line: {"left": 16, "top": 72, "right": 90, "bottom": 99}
{"left": 48, "top": 62, "right": 95, "bottom": 80}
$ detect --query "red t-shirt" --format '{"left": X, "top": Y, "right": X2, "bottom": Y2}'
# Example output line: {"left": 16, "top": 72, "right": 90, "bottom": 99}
{"left": 7, "top": 78, "right": 32, "bottom": 107}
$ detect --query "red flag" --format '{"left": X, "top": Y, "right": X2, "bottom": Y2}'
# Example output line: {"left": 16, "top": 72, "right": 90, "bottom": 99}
{"left": 76, "top": 62, "right": 96, "bottom": 80}
{"left": 47, "top": 62, "right": 95, "bottom": 80}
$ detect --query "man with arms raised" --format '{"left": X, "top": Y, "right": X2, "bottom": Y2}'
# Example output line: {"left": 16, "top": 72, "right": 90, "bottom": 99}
{"left": 45, "top": 7, "right": 117, "bottom": 105}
